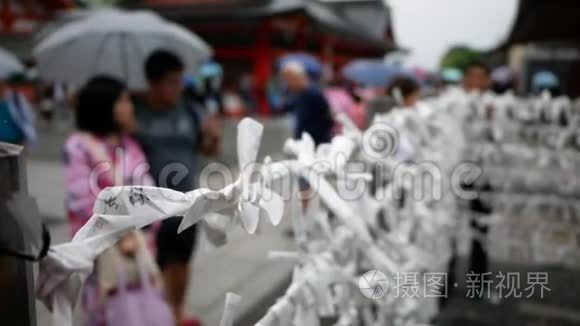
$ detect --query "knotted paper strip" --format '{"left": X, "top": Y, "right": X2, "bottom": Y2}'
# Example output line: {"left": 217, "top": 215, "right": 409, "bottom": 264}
{"left": 36, "top": 118, "right": 285, "bottom": 326}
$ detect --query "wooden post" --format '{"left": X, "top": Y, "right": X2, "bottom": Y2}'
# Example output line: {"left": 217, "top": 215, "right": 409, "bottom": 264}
{"left": 0, "top": 142, "right": 38, "bottom": 326}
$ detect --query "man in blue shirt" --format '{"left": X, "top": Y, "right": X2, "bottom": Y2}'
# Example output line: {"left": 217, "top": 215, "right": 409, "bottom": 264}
{"left": 281, "top": 61, "right": 333, "bottom": 146}
{"left": 134, "top": 50, "right": 220, "bottom": 326}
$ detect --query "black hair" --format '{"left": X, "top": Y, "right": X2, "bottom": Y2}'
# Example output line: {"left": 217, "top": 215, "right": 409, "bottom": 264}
{"left": 145, "top": 49, "right": 184, "bottom": 83}
{"left": 76, "top": 76, "right": 126, "bottom": 136}
{"left": 387, "top": 76, "right": 420, "bottom": 98}
{"left": 463, "top": 60, "right": 491, "bottom": 75}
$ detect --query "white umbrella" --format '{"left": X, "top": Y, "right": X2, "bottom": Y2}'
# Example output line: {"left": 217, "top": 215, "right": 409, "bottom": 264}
{"left": 34, "top": 9, "right": 212, "bottom": 90}
{"left": 35, "top": 9, "right": 96, "bottom": 43}
{"left": 0, "top": 47, "right": 24, "bottom": 80}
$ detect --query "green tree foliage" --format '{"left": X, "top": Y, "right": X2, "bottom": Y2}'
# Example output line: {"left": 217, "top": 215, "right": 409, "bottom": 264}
{"left": 440, "top": 45, "right": 481, "bottom": 71}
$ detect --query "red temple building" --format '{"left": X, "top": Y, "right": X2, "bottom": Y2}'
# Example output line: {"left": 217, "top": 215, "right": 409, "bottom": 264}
{"left": 0, "top": 0, "right": 76, "bottom": 57}
{"left": 125, "top": 0, "right": 396, "bottom": 114}
{"left": 0, "top": 0, "right": 77, "bottom": 100}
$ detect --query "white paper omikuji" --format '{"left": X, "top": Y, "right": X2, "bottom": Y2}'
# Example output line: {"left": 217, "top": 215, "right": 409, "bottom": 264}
{"left": 37, "top": 214, "right": 136, "bottom": 326}
{"left": 36, "top": 118, "right": 287, "bottom": 326}
{"left": 37, "top": 187, "right": 193, "bottom": 325}
{"left": 40, "top": 91, "right": 580, "bottom": 326}
{"left": 335, "top": 112, "right": 363, "bottom": 142}
{"left": 202, "top": 217, "right": 228, "bottom": 247}
{"left": 178, "top": 118, "right": 284, "bottom": 235}
{"left": 335, "top": 307, "right": 359, "bottom": 326}
{"left": 41, "top": 187, "right": 190, "bottom": 302}
{"left": 219, "top": 292, "right": 243, "bottom": 326}
{"left": 294, "top": 303, "right": 320, "bottom": 326}
{"left": 91, "top": 186, "right": 192, "bottom": 228}
{"left": 283, "top": 134, "right": 373, "bottom": 242}
{"left": 256, "top": 297, "right": 294, "bottom": 326}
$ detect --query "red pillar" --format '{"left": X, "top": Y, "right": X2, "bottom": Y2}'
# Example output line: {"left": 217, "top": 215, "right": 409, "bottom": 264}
{"left": 1, "top": 0, "right": 14, "bottom": 34}
{"left": 295, "top": 16, "right": 307, "bottom": 51}
{"left": 253, "top": 20, "right": 272, "bottom": 116}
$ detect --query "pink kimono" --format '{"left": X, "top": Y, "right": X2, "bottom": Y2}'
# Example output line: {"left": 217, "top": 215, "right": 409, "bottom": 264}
{"left": 64, "top": 132, "right": 154, "bottom": 235}
{"left": 324, "top": 88, "right": 366, "bottom": 132}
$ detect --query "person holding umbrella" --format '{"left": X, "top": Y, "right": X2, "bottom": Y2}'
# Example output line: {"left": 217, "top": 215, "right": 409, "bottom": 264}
{"left": 34, "top": 11, "right": 215, "bottom": 325}
{"left": 133, "top": 50, "right": 220, "bottom": 326}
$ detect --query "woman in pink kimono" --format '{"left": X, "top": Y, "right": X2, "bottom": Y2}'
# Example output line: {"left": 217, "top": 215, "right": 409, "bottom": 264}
{"left": 63, "top": 76, "right": 171, "bottom": 326}
{"left": 64, "top": 76, "right": 153, "bottom": 235}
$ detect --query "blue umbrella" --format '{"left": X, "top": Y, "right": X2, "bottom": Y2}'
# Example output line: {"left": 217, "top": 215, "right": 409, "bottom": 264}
{"left": 441, "top": 68, "right": 463, "bottom": 84}
{"left": 278, "top": 53, "right": 322, "bottom": 80}
{"left": 184, "top": 61, "right": 224, "bottom": 90}
{"left": 532, "top": 70, "right": 559, "bottom": 92}
{"left": 199, "top": 61, "right": 223, "bottom": 79}
{"left": 342, "top": 59, "right": 408, "bottom": 87}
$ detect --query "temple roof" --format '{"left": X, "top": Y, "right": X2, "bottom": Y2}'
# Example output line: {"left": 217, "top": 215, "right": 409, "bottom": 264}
{"left": 500, "top": 0, "right": 580, "bottom": 48}
{"left": 124, "top": 0, "right": 394, "bottom": 51}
